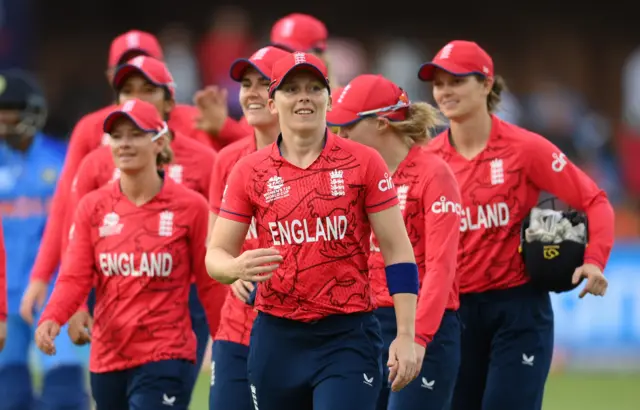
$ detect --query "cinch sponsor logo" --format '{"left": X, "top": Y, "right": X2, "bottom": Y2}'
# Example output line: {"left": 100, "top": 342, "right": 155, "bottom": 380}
{"left": 430, "top": 196, "right": 462, "bottom": 215}
{"left": 98, "top": 252, "right": 173, "bottom": 277}
{"left": 459, "top": 202, "right": 510, "bottom": 232}
{"left": 378, "top": 173, "right": 394, "bottom": 193}
{"left": 268, "top": 216, "right": 348, "bottom": 245}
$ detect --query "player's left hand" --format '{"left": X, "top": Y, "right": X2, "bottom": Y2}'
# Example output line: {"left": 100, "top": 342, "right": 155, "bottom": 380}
{"left": 67, "top": 310, "right": 93, "bottom": 345}
{"left": 387, "top": 333, "right": 420, "bottom": 392}
{"left": 0, "top": 320, "right": 6, "bottom": 352}
{"left": 572, "top": 263, "right": 607, "bottom": 299}
{"left": 194, "top": 86, "right": 228, "bottom": 136}
{"left": 35, "top": 320, "right": 61, "bottom": 355}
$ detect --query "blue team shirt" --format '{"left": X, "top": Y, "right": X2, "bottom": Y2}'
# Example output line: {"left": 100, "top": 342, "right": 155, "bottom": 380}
{"left": 0, "top": 133, "right": 66, "bottom": 314}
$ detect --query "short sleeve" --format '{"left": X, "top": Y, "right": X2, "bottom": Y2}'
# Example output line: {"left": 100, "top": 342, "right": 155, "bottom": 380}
{"left": 218, "top": 160, "right": 253, "bottom": 223}
{"left": 363, "top": 148, "right": 399, "bottom": 213}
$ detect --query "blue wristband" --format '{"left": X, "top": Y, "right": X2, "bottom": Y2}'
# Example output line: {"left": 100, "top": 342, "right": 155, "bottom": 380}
{"left": 246, "top": 283, "right": 257, "bottom": 306}
{"left": 385, "top": 263, "right": 419, "bottom": 295}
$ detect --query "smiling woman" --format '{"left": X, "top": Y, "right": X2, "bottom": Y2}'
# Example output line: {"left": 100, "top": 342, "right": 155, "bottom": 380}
{"left": 205, "top": 52, "right": 422, "bottom": 410}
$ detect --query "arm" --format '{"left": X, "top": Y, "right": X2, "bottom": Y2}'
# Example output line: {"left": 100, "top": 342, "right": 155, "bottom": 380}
{"left": 206, "top": 163, "right": 252, "bottom": 284}
{"left": 191, "top": 198, "right": 228, "bottom": 337}
{"left": 0, "top": 219, "right": 6, "bottom": 321}
{"left": 38, "top": 198, "right": 96, "bottom": 326}
{"left": 30, "top": 118, "right": 94, "bottom": 283}
{"left": 526, "top": 136, "right": 615, "bottom": 270}
{"left": 415, "top": 165, "right": 461, "bottom": 347}
{"left": 364, "top": 150, "right": 418, "bottom": 337}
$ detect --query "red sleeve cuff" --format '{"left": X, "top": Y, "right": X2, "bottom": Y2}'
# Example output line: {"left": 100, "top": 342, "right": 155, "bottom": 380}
{"left": 414, "top": 334, "right": 431, "bottom": 348}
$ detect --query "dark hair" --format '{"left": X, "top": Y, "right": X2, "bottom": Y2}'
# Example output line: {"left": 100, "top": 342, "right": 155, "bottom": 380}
{"left": 157, "top": 144, "right": 174, "bottom": 167}
{"left": 474, "top": 74, "right": 506, "bottom": 113}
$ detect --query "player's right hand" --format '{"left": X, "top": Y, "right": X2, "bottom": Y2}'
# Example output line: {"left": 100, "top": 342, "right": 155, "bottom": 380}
{"left": 231, "top": 280, "right": 255, "bottom": 303}
{"left": 35, "top": 320, "right": 61, "bottom": 356}
{"left": 232, "top": 248, "right": 282, "bottom": 282}
{"left": 0, "top": 320, "right": 6, "bottom": 352}
{"left": 20, "top": 280, "right": 49, "bottom": 324}
{"left": 67, "top": 310, "right": 93, "bottom": 345}
{"left": 387, "top": 333, "right": 421, "bottom": 392}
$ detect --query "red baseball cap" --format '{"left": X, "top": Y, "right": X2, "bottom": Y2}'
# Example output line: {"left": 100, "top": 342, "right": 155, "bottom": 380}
{"left": 103, "top": 99, "right": 166, "bottom": 134}
{"left": 270, "top": 13, "right": 328, "bottom": 52}
{"left": 229, "top": 46, "right": 291, "bottom": 82}
{"left": 268, "top": 52, "right": 330, "bottom": 98}
{"left": 108, "top": 30, "right": 163, "bottom": 68}
{"left": 418, "top": 40, "right": 494, "bottom": 82}
{"left": 326, "top": 74, "right": 410, "bottom": 126}
{"left": 112, "top": 56, "right": 176, "bottom": 97}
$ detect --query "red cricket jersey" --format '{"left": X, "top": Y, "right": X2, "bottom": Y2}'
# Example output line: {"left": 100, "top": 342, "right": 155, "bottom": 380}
{"left": 369, "top": 146, "right": 461, "bottom": 347}
{"left": 220, "top": 131, "right": 399, "bottom": 321}
{"left": 63, "top": 131, "right": 216, "bottom": 258}
{"left": 209, "top": 136, "right": 258, "bottom": 346}
{"left": 428, "top": 115, "right": 615, "bottom": 294}
{"left": 30, "top": 104, "right": 246, "bottom": 283}
{"left": 39, "top": 177, "right": 226, "bottom": 373}
{"left": 0, "top": 219, "right": 6, "bottom": 321}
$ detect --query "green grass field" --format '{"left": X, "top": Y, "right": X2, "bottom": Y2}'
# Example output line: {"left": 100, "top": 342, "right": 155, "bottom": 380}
{"left": 187, "top": 372, "right": 640, "bottom": 410}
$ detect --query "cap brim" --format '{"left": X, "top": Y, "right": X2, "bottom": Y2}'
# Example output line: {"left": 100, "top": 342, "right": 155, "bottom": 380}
{"left": 112, "top": 64, "right": 164, "bottom": 91}
{"left": 326, "top": 106, "right": 361, "bottom": 127}
{"left": 229, "top": 59, "right": 270, "bottom": 82}
{"left": 269, "top": 63, "right": 330, "bottom": 97}
{"left": 103, "top": 111, "right": 154, "bottom": 134}
{"left": 417, "top": 62, "right": 478, "bottom": 81}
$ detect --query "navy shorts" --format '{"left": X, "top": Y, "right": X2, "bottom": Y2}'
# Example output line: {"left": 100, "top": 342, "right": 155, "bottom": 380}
{"left": 248, "top": 311, "right": 384, "bottom": 410}
{"left": 209, "top": 340, "right": 252, "bottom": 410}
{"left": 375, "top": 308, "right": 461, "bottom": 410}
{"left": 90, "top": 359, "right": 194, "bottom": 410}
{"left": 452, "top": 283, "right": 554, "bottom": 410}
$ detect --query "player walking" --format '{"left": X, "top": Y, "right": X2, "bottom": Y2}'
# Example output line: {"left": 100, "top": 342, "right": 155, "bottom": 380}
{"left": 327, "top": 74, "right": 463, "bottom": 410}
{"left": 207, "top": 45, "right": 289, "bottom": 410}
{"left": 206, "top": 52, "right": 421, "bottom": 410}
{"left": 35, "top": 99, "right": 225, "bottom": 410}
{"left": 418, "top": 40, "right": 614, "bottom": 410}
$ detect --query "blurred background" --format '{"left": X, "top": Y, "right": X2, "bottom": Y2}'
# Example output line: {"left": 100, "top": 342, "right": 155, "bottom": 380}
{"left": 2, "top": 0, "right": 639, "bottom": 407}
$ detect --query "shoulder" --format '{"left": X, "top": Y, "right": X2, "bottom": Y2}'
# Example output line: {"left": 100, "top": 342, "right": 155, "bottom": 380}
{"left": 174, "top": 132, "right": 216, "bottom": 159}
{"left": 426, "top": 130, "right": 448, "bottom": 150}
{"left": 171, "top": 104, "right": 199, "bottom": 120}
{"left": 168, "top": 180, "right": 209, "bottom": 211}
{"left": 77, "top": 183, "right": 112, "bottom": 212}
{"left": 77, "top": 105, "right": 115, "bottom": 128}
{"left": 494, "top": 116, "right": 546, "bottom": 147}
{"left": 332, "top": 135, "right": 382, "bottom": 165}
{"left": 218, "top": 135, "right": 254, "bottom": 158}
{"left": 415, "top": 148, "right": 453, "bottom": 174}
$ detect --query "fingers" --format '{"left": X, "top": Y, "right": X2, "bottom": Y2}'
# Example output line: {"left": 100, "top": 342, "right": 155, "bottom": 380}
{"left": 246, "top": 248, "right": 282, "bottom": 258}
{"left": 36, "top": 329, "right": 56, "bottom": 355}
{"left": 231, "top": 281, "right": 251, "bottom": 302}
{"left": 572, "top": 267, "right": 583, "bottom": 285}
{"left": 248, "top": 272, "right": 274, "bottom": 283}
{"left": 581, "top": 275, "right": 608, "bottom": 298}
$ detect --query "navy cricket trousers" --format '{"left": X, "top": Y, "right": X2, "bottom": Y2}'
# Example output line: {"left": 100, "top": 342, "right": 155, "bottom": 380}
{"left": 248, "top": 311, "right": 384, "bottom": 410}
{"left": 375, "top": 308, "right": 461, "bottom": 410}
{"left": 91, "top": 359, "right": 194, "bottom": 410}
{"left": 452, "top": 283, "right": 554, "bottom": 410}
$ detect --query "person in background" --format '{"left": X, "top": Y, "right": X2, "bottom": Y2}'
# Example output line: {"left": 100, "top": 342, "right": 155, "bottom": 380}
{"left": 24, "top": 30, "right": 247, "bottom": 319}
{"left": 0, "top": 70, "right": 89, "bottom": 410}
{"left": 207, "top": 45, "right": 288, "bottom": 410}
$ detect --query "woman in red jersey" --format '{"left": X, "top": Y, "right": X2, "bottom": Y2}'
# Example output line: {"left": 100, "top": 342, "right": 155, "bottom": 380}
{"left": 417, "top": 40, "right": 614, "bottom": 410}
{"left": 53, "top": 55, "right": 217, "bottom": 402}
{"left": 207, "top": 45, "right": 289, "bottom": 410}
{"left": 34, "top": 99, "right": 224, "bottom": 410}
{"left": 206, "top": 52, "right": 420, "bottom": 410}
{"left": 327, "top": 74, "right": 463, "bottom": 410}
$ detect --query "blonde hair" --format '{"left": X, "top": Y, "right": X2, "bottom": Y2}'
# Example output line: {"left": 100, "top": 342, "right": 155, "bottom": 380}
{"left": 156, "top": 144, "right": 174, "bottom": 167}
{"left": 387, "top": 102, "right": 443, "bottom": 145}
{"left": 475, "top": 74, "right": 507, "bottom": 113}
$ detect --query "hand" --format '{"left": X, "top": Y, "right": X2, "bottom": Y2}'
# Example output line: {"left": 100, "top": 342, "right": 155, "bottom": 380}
{"left": 194, "top": 86, "right": 229, "bottom": 135}
{"left": 20, "top": 280, "right": 49, "bottom": 324}
{"left": 387, "top": 333, "right": 420, "bottom": 392}
{"left": 35, "top": 320, "right": 61, "bottom": 355}
{"left": 67, "top": 310, "right": 93, "bottom": 346}
{"left": 414, "top": 342, "right": 426, "bottom": 367}
{"left": 572, "top": 263, "right": 607, "bottom": 298}
{"left": 231, "top": 280, "right": 255, "bottom": 303}
{"left": 0, "top": 321, "right": 6, "bottom": 352}
{"left": 232, "top": 248, "right": 282, "bottom": 283}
